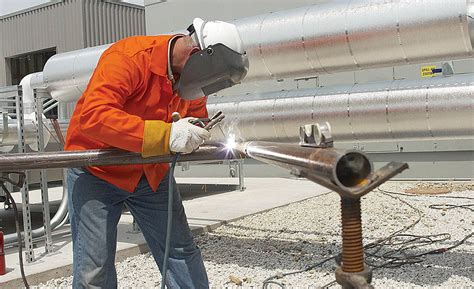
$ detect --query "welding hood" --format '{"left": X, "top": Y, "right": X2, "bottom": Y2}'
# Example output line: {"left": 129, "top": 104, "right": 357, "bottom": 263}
{"left": 177, "top": 43, "right": 249, "bottom": 100}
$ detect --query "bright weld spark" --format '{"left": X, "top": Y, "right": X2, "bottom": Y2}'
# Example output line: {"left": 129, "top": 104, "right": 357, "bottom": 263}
{"left": 223, "top": 134, "right": 238, "bottom": 159}
{"left": 225, "top": 134, "right": 236, "bottom": 150}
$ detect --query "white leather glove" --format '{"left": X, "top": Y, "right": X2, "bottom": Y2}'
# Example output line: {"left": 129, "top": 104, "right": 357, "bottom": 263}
{"left": 169, "top": 117, "right": 211, "bottom": 154}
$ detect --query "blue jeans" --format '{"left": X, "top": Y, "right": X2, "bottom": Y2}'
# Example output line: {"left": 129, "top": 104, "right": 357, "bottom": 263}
{"left": 67, "top": 167, "right": 209, "bottom": 289}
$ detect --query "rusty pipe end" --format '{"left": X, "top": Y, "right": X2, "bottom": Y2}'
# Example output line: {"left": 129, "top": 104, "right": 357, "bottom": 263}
{"left": 334, "top": 151, "right": 372, "bottom": 191}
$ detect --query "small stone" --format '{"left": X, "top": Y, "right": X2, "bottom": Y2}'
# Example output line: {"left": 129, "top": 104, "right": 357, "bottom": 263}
{"left": 229, "top": 275, "right": 243, "bottom": 285}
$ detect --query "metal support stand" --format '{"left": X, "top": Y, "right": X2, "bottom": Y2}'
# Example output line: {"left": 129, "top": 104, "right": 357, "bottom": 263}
{"left": 15, "top": 86, "right": 35, "bottom": 263}
{"left": 237, "top": 159, "right": 245, "bottom": 191}
{"left": 335, "top": 198, "right": 373, "bottom": 289}
{"left": 34, "top": 89, "right": 53, "bottom": 253}
{"left": 131, "top": 218, "right": 141, "bottom": 233}
{"left": 0, "top": 88, "right": 15, "bottom": 210}
{"left": 230, "top": 160, "right": 245, "bottom": 191}
{"left": 295, "top": 122, "right": 408, "bottom": 289}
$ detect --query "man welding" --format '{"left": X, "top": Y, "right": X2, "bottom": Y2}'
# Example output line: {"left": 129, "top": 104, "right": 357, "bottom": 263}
{"left": 64, "top": 18, "right": 248, "bottom": 289}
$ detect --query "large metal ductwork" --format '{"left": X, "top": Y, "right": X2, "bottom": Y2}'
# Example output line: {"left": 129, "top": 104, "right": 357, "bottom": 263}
{"left": 0, "top": 73, "right": 51, "bottom": 152}
{"left": 207, "top": 73, "right": 474, "bottom": 144}
{"left": 42, "top": 45, "right": 110, "bottom": 102}
{"left": 237, "top": 0, "right": 474, "bottom": 81}
{"left": 40, "top": 0, "right": 474, "bottom": 103}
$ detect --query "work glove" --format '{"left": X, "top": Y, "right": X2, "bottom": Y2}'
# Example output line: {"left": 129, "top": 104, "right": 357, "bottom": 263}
{"left": 169, "top": 117, "right": 211, "bottom": 154}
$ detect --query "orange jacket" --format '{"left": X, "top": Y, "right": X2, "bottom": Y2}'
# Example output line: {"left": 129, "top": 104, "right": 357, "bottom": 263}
{"left": 65, "top": 35, "right": 208, "bottom": 192}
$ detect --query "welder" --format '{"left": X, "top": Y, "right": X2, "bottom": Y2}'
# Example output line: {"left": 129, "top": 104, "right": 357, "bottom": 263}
{"left": 64, "top": 18, "right": 248, "bottom": 289}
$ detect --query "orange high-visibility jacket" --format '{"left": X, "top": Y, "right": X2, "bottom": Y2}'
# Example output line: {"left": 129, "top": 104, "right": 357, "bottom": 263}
{"left": 65, "top": 35, "right": 208, "bottom": 192}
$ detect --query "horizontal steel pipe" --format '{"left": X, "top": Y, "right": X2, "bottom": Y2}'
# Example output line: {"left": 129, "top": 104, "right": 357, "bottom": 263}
{"left": 0, "top": 145, "right": 240, "bottom": 172}
{"left": 236, "top": 141, "right": 372, "bottom": 191}
{"left": 207, "top": 74, "right": 474, "bottom": 143}
{"left": 40, "top": 0, "right": 474, "bottom": 102}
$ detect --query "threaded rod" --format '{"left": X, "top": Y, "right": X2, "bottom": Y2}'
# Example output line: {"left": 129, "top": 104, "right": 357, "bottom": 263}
{"left": 340, "top": 197, "right": 364, "bottom": 273}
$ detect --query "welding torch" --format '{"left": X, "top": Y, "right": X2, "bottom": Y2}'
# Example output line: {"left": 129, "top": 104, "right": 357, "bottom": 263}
{"left": 172, "top": 110, "right": 225, "bottom": 131}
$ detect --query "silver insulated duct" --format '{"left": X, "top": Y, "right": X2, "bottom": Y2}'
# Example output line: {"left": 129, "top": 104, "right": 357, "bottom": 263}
{"left": 236, "top": 0, "right": 474, "bottom": 81}
{"left": 207, "top": 73, "right": 474, "bottom": 144}
{"left": 41, "top": 0, "right": 474, "bottom": 102}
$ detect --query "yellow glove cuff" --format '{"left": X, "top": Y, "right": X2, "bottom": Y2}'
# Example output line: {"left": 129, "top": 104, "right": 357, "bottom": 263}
{"left": 142, "top": 120, "right": 172, "bottom": 158}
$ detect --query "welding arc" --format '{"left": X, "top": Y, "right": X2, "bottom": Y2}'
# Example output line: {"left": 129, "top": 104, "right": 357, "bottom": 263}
{"left": 0, "top": 183, "right": 29, "bottom": 288}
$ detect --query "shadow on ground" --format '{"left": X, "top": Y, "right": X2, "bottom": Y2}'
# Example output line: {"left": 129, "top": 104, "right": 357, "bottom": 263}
{"left": 196, "top": 228, "right": 474, "bottom": 286}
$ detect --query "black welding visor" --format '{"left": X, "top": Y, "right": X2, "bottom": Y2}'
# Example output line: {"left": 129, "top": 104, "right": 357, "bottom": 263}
{"left": 177, "top": 43, "right": 249, "bottom": 100}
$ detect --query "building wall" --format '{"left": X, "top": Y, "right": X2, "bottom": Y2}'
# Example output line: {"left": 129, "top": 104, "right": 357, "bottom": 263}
{"left": 83, "top": 0, "right": 146, "bottom": 47}
{"left": 0, "top": 0, "right": 83, "bottom": 86}
{"left": 145, "top": 0, "right": 327, "bottom": 34}
{"left": 0, "top": 0, "right": 145, "bottom": 86}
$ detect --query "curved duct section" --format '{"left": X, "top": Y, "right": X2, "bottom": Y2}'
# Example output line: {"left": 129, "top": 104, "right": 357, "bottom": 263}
{"left": 237, "top": 0, "right": 474, "bottom": 81}
{"left": 207, "top": 73, "right": 474, "bottom": 144}
{"left": 4, "top": 184, "right": 69, "bottom": 245}
{"left": 39, "top": 1, "right": 474, "bottom": 103}
{"left": 0, "top": 73, "right": 50, "bottom": 152}
{"left": 470, "top": 1, "right": 474, "bottom": 45}
{"left": 42, "top": 44, "right": 110, "bottom": 102}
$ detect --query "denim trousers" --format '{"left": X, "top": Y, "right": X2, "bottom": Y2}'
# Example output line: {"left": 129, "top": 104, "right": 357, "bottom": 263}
{"left": 67, "top": 167, "right": 209, "bottom": 289}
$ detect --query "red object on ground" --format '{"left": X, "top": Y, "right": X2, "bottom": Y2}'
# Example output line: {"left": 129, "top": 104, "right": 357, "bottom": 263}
{"left": 0, "top": 231, "right": 5, "bottom": 275}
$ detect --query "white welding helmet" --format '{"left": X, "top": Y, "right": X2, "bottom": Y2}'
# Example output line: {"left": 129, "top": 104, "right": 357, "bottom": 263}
{"left": 191, "top": 18, "right": 245, "bottom": 54}
{"left": 179, "top": 18, "right": 248, "bottom": 100}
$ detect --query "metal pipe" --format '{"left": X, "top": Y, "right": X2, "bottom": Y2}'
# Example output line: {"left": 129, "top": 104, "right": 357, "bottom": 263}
{"left": 4, "top": 179, "right": 69, "bottom": 245}
{"left": 0, "top": 145, "right": 240, "bottom": 172}
{"left": 39, "top": 0, "right": 474, "bottom": 103}
{"left": 43, "top": 101, "right": 59, "bottom": 114}
{"left": 0, "top": 142, "right": 392, "bottom": 244}
{"left": 207, "top": 73, "right": 474, "bottom": 144}
{"left": 236, "top": 141, "right": 372, "bottom": 192}
{"left": 2, "top": 145, "right": 239, "bottom": 244}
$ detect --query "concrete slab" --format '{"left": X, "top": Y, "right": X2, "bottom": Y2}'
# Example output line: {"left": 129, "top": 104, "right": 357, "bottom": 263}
{"left": 0, "top": 178, "right": 329, "bottom": 287}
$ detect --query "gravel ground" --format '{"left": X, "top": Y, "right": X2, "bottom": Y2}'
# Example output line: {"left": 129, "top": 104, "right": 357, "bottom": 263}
{"left": 41, "top": 181, "right": 473, "bottom": 288}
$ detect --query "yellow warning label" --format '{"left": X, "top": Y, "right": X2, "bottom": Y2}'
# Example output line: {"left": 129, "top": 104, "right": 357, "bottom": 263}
{"left": 421, "top": 66, "right": 437, "bottom": 78}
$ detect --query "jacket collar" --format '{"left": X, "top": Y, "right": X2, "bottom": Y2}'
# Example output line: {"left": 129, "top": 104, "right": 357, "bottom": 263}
{"left": 149, "top": 34, "right": 184, "bottom": 81}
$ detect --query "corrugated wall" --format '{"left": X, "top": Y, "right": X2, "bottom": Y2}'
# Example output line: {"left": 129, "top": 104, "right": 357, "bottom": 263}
{"left": 0, "top": 0, "right": 145, "bottom": 86}
{"left": 0, "top": 0, "right": 84, "bottom": 85}
{"left": 0, "top": 0, "right": 84, "bottom": 57}
{"left": 83, "top": 0, "right": 146, "bottom": 47}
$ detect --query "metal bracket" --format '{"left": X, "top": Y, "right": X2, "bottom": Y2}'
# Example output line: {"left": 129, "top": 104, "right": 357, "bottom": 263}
{"left": 34, "top": 89, "right": 53, "bottom": 254}
{"left": 15, "top": 87, "right": 35, "bottom": 262}
{"left": 229, "top": 160, "right": 245, "bottom": 191}
{"left": 299, "top": 122, "right": 333, "bottom": 148}
{"left": 303, "top": 161, "right": 408, "bottom": 199}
